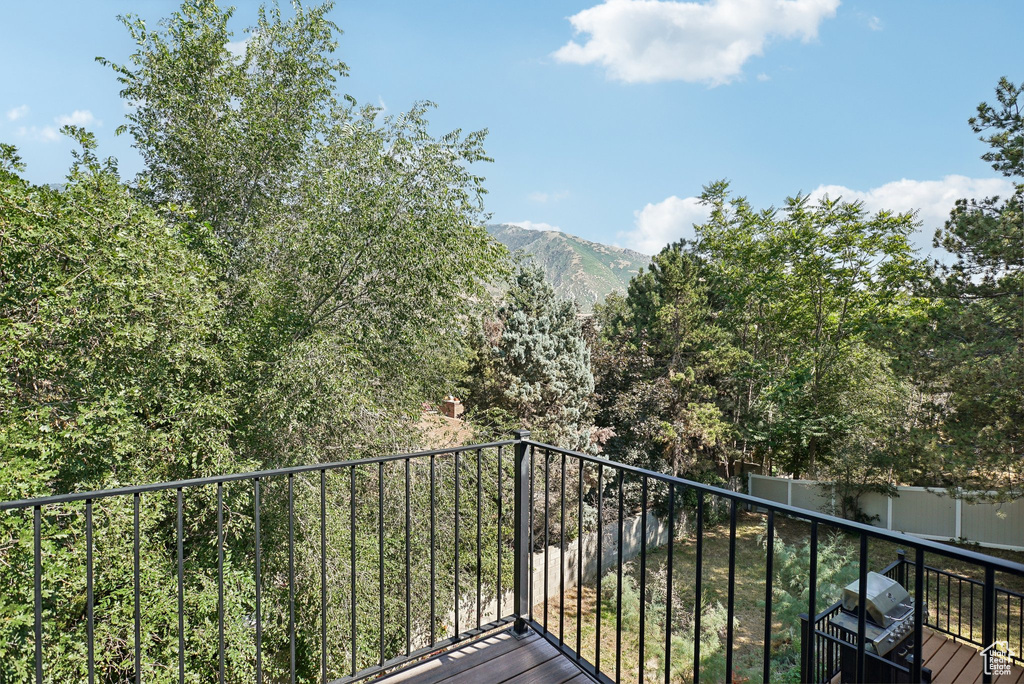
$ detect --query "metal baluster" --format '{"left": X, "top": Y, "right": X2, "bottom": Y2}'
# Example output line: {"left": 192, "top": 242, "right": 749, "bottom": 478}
{"left": 379, "top": 462, "right": 385, "bottom": 667}
{"left": 544, "top": 449, "right": 550, "bottom": 634}
{"left": 255, "top": 479, "right": 262, "bottom": 684}
{"left": 1006, "top": 592, "right": 1011, "bottom": 647}
{"left": 639, "top": 476, "right": 648, "bottom": 684}
{"left": 217, "top": 485, "right": 224, "bottom": 684}
{"left": 970, "top": 579, "right": 975, "bottom": 641}
{"left": 455, "top": 451, "right": 461, "bottom": 636}
{"left": 807, "top": 521, "right": 819, "bottom": 684}
{"left": 616, "top": 470, "right": 625, "bottom": 683}
{"left": 493, "top": 446, "right": 497, "bottom": 618}
{"left": 947, "top": 573, "right": 952, "bottom": 633}
{"left": 477, "top": 448, "right": 482, "bottom": 630}
{"left": 664, "top": 484, "right": 675, "bottom": 684}
{"left": 576, "top": 458, "right": 583, "bottom": 659}
{"left": 86, "top": 500, "right": 94, "bottom": 684}
{"left": 405, "top": 458, "right": 411, "bottom": 656}
{"left": 351, "top": 466, "right": 357, "bottom": 676}
{"left": 763, "top": 510, "right": 775, "bottom": 684}
{"left": 34, "top": 505, "right": 42, "bottom": 684}
{"left": 430, "top": 454, "right": 436, "bottom": 645}
{"left": 912, "top": 547, "right": 924, "bottom": 683}
{"left": 559, "top": 452, "right": 566, "bottom": 646}
{"left": 855, "top": 532, "right": 868, "bottom": 683}
{"left": 958, "top": 576, "right": 963, "bottom": 635}
{"left": 136, "top": 492, "right": 143, "bottom": 684}
{"left": 289, "top": 475, "right": 295, "bottom": 684}
{"left": 320, "top": 470, "right": 327, "bottom": 684}
{"left": 693, "top": 492, "right": 703, "bottom": 684}
{"left": 726, "top": 498, "right": 737, "bottom": 683}
{"left": 596, "top": 464, "right": 603, "bottom": 677}
{"left": 177, "top": 488, "right": 184, "bottom": 684}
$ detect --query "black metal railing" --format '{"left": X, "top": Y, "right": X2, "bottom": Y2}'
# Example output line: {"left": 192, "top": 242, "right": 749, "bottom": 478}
{"left": 801, "top": 558, "right": 907, "bottom": 684}
{"left": 3, "top": 432, "right": 1024, "bottom": 683}
{"left": 518, "top": 438, "right": 1024, "bottom": 684}
{"left": 1, "top": 441, "right": 520, "bottom": 684}
{"left": 803, "top": 554, "right": 1024, "bottom": 683}
{"left": 892, "top": 550, "right": 1024, "bottom": 665}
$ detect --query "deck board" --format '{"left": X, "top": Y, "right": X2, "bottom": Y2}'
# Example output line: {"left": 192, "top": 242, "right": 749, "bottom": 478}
{"left": 381, "top": 626, "right": 1024, "bottom": 684}
{"left": 376, "top": 629, "right": 597, "bottom": 684}
{"left": 825, "top": 629, "right": 1023, "bottom": 683}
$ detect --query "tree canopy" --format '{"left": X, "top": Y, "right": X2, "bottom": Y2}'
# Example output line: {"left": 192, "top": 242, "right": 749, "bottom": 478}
{"left": 1, "top": 1, "right": 509, "bottom": 679}
{"left": 924, "top": 77, "right": 1023, "bottom": 493}
{"left": 465, "top": 263, "right": 593, "bottom": 450}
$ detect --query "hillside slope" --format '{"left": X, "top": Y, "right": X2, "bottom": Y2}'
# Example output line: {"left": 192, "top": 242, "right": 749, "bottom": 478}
{"left": 487, "top": 224, "right": 650, "bottom": 312}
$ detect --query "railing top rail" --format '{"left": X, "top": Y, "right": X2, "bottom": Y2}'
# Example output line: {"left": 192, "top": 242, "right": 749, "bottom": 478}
{"left": 904, "top": 559, "right": 1024, "bottom": 598}
{"left": 0, "top": 440, "right": 516, "bottom": 512}
{"left": 526, "top": 440, "right": 1024, "bottom": 576}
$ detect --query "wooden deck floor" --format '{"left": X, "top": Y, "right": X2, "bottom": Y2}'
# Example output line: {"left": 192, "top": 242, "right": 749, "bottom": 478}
{"left": 377, "top": 625, "right": 1023, "bottom": 684}
{"left": 829, "top": 629, "right": 1024, "bottom": 683}
{"left": 376, "top": 628, "right": 597, "bottom": 684}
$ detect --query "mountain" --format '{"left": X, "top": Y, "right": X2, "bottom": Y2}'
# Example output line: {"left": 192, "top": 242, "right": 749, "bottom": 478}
{"left": 486, "top": 223, "right": 651, "bottom": 313}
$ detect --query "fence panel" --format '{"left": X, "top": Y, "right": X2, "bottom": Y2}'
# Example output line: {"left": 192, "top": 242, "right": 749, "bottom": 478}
{"left": 892, "top": 488, "right": 957, "bottom": 538}
{"left": 963, "top": 497, "right": 1024, "bottom": 549}
{"left": 748, "top": 475, "right": 1024, "bottom": 551}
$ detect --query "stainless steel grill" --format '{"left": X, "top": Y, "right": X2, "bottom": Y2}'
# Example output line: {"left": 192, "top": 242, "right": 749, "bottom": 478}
{"left": 828, "top": 572, "right": 931, "bottom": 682}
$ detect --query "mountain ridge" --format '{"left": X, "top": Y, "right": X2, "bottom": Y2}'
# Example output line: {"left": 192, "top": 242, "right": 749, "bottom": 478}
{"left": 486, "top": 223, "right": 651, "bottom": 313}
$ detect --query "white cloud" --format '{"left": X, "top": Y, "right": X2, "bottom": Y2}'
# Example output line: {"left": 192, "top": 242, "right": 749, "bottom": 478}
{"left": 553, "top": 0, "right": 840, "bottom": 85}
{"left": 6, "top": 105, "right": 29, "bottom": 121}
{"left": 757, "top": 72, "right": 771, "bottom": 81}
{"left": 12, "top": 109, "right": 102, "bottom": 143}
{"left": 867, "top": 15, "right": 882, "bottom": 31}
{"left": 55, "top": 110, "right": 100, "bottom": 128}
{"left": 618, "top": 195, "right": 711, "bottom": 254}
{"left": 619, "top": 176, "right": 1015, "bottom": 257}
{"left": 508, "top": 220, "right": 563, "bottom": 232}
{"left": 528, "top": 190, "right": 570, "bottom": 203}
{"left": 17, "top": 125, "right": 61, "bottom": 142}
{"left": 808, "top": 175, "right": 1016, "bottom": 251}
{"left": 226, "top": 36, "right": 250, "bottom": 59}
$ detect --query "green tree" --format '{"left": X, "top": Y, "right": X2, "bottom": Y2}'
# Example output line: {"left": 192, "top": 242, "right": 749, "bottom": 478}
{"left": 0, "top": 130, "right": 237, "bottom": 497}
{"left": 694, "top": 183, "right": 925, "bottom": 478}
{"left": 102, "top": 0, "right": 506, "bottom": 467}
{"left": 467, "top": 264, "right": 593, "bottom": 450}
{"left": 818, "top": 344, "right": 910, "bottom": 521}
{"left": 0, "top": 133, "right": 260, "bottom": 682}
{"left": 593, "top": 243, "right": 736, "bottom": 479}
{"left": 2, "top": 0, "right": 510, "bottom": 679}
{"left": 926, "top": 77, "right": 1023, "bottom": 494}
{"left": 101, "top": 1, "right": 344, "bottom": 241}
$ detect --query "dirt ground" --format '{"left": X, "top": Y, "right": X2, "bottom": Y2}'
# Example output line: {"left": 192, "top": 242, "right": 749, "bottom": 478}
{"left": 415, "top": 412, "right": 476, "bottom": 449}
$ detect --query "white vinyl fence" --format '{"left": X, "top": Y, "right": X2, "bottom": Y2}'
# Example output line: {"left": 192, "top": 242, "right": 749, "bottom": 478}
{"left": 748, "top": 474, "right": 1024, "bottom": 551}
{"left": 470, "top": 508, "right": 679, "bottom": 629}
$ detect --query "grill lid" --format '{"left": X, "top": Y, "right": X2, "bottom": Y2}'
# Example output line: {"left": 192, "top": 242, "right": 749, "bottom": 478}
{"left": 840, "top": 572, "right": 913, "bottom": 627}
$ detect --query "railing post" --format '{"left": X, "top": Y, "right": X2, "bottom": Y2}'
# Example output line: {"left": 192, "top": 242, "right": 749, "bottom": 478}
{"left": 513, "top": 429, "right": 531, "bottom": 635}
{"left": 799, "top": 612, "right": 809, "bottom": 683}
{"left": 983, "top": 565, "right": 995, "bottom": 684}
{"left": 897, "top": 549, "right": 906, "bottom": 588}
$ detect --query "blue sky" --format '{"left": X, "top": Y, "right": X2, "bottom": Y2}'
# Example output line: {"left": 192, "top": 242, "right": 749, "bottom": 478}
{"left": 2, "top": 1, "right": 1020, "bottom": 257}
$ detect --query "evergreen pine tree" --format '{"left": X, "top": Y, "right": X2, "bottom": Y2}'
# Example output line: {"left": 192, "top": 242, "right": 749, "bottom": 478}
{"left": 480, "top": 264, "right": 594, "bottom": 450}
